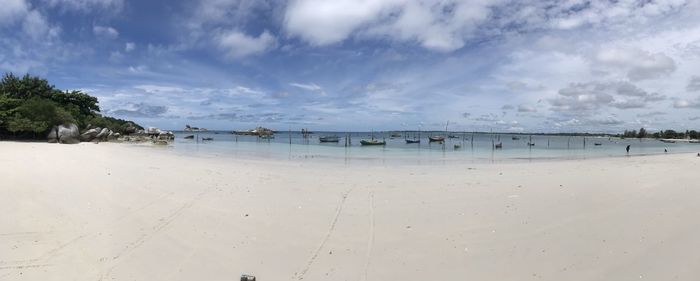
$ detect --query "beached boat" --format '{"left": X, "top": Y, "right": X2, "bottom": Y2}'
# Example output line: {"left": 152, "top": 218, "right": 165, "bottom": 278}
{"left": 405, "top": 139, "right": 420, "bottom": 144}
{"left": 360, "top": 139, "right": 386, "bottom": 146}
{"left": 428, "top": 136, "right": 445, "bottom": 142}
{"left": 183, "top": 135, "right": 194, "bottom": 139}
{"left": 319, "top": 136, "right": 340, "bottom": 143}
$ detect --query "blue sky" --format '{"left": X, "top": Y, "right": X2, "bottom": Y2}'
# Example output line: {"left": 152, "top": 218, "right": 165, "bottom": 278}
{"left": 1, "top": 0, "right": 700, "bottom": 132}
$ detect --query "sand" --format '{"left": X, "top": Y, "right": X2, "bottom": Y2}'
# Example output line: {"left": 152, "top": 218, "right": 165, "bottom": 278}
{"left": 1, "top": 141, "right": 699, "bottom": 281}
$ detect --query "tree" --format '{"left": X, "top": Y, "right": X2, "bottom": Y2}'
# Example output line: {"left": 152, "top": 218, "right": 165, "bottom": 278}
{"left": 6, "top": 98, "right": 74, "bottom": 134}
{"left": 0, "top": 73, "right": 56, "bottom": 100}
{"left": 637, "top": 127, "right": 647, "bottom": 138}
{"left": 662, "top": 129, "right": 678, "bottom": 139}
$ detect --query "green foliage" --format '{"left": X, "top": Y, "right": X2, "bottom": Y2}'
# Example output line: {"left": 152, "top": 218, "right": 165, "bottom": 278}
{"left": 84, "top": 114, "right": 142, "bottom": 134}
{"left": 0, "top": 72, "right": 140, "bottom": 139}
{"left": 6, "top": 98, "right": 74, "bottom": 133}
{"left": 637, "top": 128, "right": 646, "bottom": 138}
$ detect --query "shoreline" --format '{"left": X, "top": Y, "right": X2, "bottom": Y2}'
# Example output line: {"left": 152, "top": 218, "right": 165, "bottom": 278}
{"left": 2, "top": 142, "right": 700, "bottom": 280}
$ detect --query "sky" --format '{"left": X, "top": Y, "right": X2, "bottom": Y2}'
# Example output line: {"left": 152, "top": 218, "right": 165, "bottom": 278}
{"left": 1, "top": 0, "right": 700, "bottom": 132}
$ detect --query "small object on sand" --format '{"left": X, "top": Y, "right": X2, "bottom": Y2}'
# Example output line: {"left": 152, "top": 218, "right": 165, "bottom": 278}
{"left": 241, "top": 274, "right": 256, "bottom": 281}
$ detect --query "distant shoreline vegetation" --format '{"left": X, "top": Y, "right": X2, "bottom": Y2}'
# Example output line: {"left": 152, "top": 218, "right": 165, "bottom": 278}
{"left": 0, "top": 73, "right": 141, "bottom": 140}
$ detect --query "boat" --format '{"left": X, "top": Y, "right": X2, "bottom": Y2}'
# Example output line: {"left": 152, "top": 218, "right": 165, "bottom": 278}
{"left": 495, "top": 142, "right": 503, "bottom": 149}
{"left": 454, "top": 144, "right": 461, "bottom": 149}
{"left": 390, "top": 133, "right": 402, "bottom": 138}
{"left": 405, "top": 139, "right": 420, "bottom": 144}
{"left": 319, "top": 136, "right": 340, "bottom": 143}
{"left": 183, "top": 135, "right": 194, "bottom": 139}
{"left": 594, "top": 142, "right": 602, "bottom": 146}
{"left": 448, "top": 135, "right": 460, "bottom": 139}
{"left": 259, "top": 135, "right": 274, "bottom": 139}
{"left": 428, "top": 136, "right": 445, "bottom": 142}
{"left": 660, "top": 139, "right": 676, "bottom": 143}
{"left": 512, "top": 136, "right": 521, "bottom": 140}
{"left": 527, "top": 142, "right": 535, "bottom": 146}
{"left": 360, "top": 139, "right": 386, "bottom": 146}
{"left": 201, "top": 137, "right": 213, "bottom": 141}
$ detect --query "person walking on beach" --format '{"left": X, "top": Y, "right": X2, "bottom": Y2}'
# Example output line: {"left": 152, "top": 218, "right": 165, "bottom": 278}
{"left": 626, "top": 145, "right": 630, "bottom": 154}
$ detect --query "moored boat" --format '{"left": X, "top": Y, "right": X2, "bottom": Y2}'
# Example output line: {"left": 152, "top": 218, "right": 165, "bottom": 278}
{"left": 184, "top": 135, "right": 194, "bottom": 139}
{"left": 202, "top": 137, "right": 213, "bottom": 141}
{"left": 360, "top": 139, "right": 386, "bottom": 146}
{"left": 405, "top": 139, "right": 420, "bottom": 144}
{"left": 319, "top": 136, "right": 340, "bottom": 143}
{"left": 428, "top": 136, "right": 445, "bottom": 142}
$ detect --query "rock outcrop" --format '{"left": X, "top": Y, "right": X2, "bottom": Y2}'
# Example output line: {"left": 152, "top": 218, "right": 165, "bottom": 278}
{"left": 125, "top": 122, "right": 137, "bottom": 134}
{"left": 95, "top": 128, "right": 110, "bottom": 141}
{"left": 80, "top": 128, "right": 101, "bottom": 141}
{"left": 47, "top": 123, "right": 80, "bottom": 144}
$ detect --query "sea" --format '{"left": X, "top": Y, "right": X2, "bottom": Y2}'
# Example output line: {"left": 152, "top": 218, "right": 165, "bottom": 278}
{"left": 153, "top": 131, "right": 700, "bottom": 165}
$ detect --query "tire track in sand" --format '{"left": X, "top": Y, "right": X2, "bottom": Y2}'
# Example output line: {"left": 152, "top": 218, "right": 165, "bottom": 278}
{"left": 294, "top": 187, "right": 354, "bottom": 280}
{"left": 362, "top": 190, "right": 375, "bottom": 281}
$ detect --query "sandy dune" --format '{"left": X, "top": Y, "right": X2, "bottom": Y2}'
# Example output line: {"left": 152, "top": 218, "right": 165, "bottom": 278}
{"left": 1, "top": 142, "right": 699, "bottom": 281}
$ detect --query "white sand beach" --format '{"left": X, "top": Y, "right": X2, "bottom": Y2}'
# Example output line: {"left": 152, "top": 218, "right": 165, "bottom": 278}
{"left": 1, "top": 142, "right": 700, "bottom": 281}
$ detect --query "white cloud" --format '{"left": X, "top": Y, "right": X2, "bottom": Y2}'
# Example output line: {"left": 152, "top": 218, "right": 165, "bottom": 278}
{"left": 44, "top": 0, "right": 125, "bottom": 13}
{"left": 673, "top": 99, "right": 700, "bottom": 109}
{"left": 290, "top": 82, "right": 326, "bottom": 95}
{"left": 284, "top": 0, "right": 498, "bottom": 51}
{"left": 284, "top": 0, "right": 689, "bottom": 52}
{"left": 517, "top": 104, "right": 537, "bottom": 112}
{"left": 125, "top": 42, "right": 135, "bottom": 52}
{"left": 0, "top": 0, "right": 29, "bottom": 26}
{"left": 21, "top": 10, "right": 54, "bottom": 40}
{"left": 550, "top": 81, "right": 664, "bottom": 112}
{"left": 93, "top": 25, "right": 119, "bottom": 39}
{"left": 215, "top": 30, "right": 276, "bottom": 59}
{"left": 134, "top": 84, "right": 186, "bottom": 94}
{"left": 688, "top": 76, "right": 700, "bottom": 92}
{"left": 596, "top": 48, "right": 676, "bottom": 81}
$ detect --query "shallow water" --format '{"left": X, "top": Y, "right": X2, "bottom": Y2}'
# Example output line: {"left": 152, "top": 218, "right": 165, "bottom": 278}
{"left": 164, "top": 131, "right": 700, "bottom": 164}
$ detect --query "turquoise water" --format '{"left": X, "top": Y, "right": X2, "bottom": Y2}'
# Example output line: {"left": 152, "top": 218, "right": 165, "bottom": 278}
{"left": 165, "top": 131, "right": 700, "bottom": 164}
